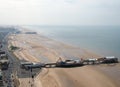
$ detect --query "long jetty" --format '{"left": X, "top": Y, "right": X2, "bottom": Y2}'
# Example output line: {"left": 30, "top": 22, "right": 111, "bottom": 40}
{"left": 20, "top": 56, "right": 119, "bottom": 70}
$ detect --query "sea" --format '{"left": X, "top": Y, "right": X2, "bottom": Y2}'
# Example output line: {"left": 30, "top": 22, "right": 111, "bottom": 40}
{"left": 23, "top": 26, "right": 120, "bottom": 59}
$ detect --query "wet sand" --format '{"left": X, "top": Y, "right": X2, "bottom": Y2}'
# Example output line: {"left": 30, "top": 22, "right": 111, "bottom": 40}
{"left": 8, "top": 30, "right": 120, "bottom": 87}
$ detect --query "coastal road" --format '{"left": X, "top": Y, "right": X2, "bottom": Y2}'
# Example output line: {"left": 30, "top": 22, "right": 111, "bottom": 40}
{"left": 1, "top": 31, "right": 20, "bottom": 87}
{"left": 0, "top": 31, "right": 15, "bottom": 87}
{"left": 3, "top": 31, "right": 42, "bottom": 87}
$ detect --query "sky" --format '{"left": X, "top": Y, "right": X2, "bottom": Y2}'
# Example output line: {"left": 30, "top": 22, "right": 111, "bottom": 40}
{"left": 0, "top": 0, "right": 120, "bottom": 26}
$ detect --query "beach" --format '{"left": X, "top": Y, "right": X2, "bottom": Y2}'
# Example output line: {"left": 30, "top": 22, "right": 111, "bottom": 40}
{"left": 8, "top": 29, "right": 120, "bottom": 87}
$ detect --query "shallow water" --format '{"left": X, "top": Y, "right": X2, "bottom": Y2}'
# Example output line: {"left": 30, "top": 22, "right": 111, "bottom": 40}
{"left": 23, "top": 26, "right": 120, "bottom": 59}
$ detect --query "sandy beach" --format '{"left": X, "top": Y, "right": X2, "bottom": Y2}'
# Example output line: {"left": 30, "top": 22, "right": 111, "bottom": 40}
{"left": 8, "top": 30, "right": 120, "bottom": 87}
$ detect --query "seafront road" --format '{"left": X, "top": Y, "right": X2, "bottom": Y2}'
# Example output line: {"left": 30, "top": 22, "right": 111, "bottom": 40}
{"left": 1, "top": 30, "right": 20, "bottom": 87}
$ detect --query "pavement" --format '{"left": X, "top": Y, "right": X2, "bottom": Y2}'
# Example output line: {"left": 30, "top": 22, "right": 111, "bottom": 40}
{"left": 1, "top": 30, "right": 41, "bottom": 87}
{"left": 0, "top": 30, "right": 20, "bottom": 87}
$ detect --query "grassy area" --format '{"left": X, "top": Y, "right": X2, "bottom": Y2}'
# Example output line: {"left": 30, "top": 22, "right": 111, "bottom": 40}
{"left": 10, "top": 46, "right": 19, "bottom": 51}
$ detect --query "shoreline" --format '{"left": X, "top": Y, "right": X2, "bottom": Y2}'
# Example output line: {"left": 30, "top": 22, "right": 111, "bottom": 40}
{"left": 23, "top": 26, "right": 120, "bottom": 59}
{"left": 21, "top": 27, "right": 102, "bottom": 59}
{"left": 8, "top": 29, "right": 120, "bottom": 87}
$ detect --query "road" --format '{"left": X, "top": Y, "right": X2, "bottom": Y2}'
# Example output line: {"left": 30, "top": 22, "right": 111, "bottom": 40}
{"left": 1, "top": 31, "right": 20, "bottom": 87}
{"left": 2, "top": 31, "right": 39, "bottom": 87}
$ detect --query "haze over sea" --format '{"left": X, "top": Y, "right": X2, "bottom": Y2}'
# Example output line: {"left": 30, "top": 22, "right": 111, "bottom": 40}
{"left": 24, "top": 26, "right": 120, "bottom": 59}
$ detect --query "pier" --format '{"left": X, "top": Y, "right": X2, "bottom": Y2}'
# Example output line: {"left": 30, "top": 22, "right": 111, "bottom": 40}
{"left": 20, "top": 56, "right": 119, "bottom": 70}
